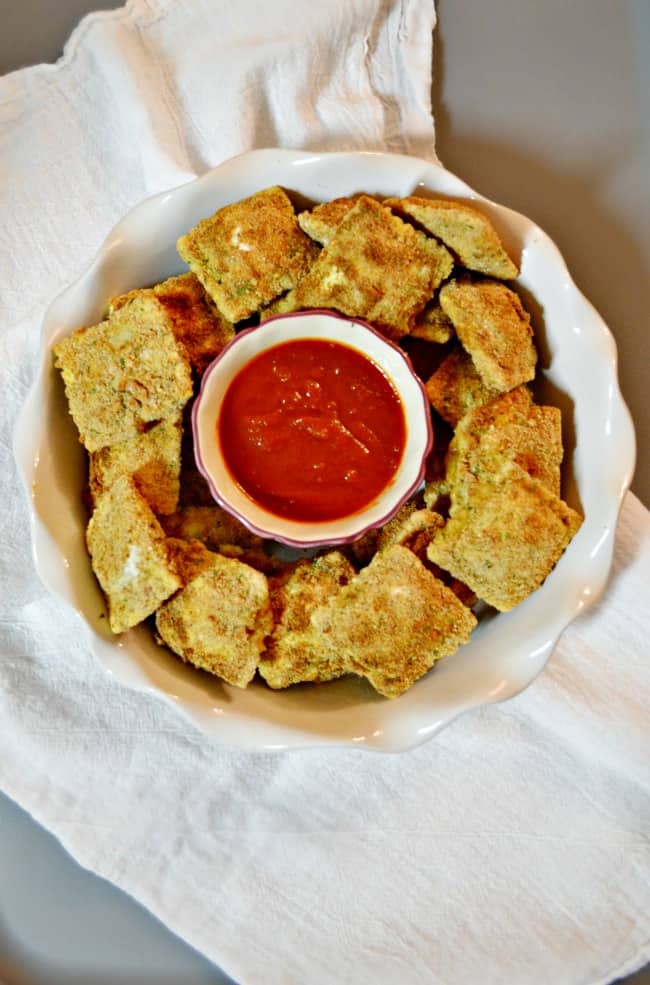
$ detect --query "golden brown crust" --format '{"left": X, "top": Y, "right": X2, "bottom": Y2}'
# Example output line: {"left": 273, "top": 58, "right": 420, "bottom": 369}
{"left": 351, "top": 499, "right": 444, "bottom": 565}
{"left": 439, "top": 278, "right": 537, "bottom": 392}
{"left": 165, "top": 537, "right": 216, "bottom": 585}
{"left": 309, "top": 545, "right": 476, "bottom": 698}
{"left": 89, "top": 415, "right": 182, "bottom": 516}
{"left": 108, "top": 273, "right": 234, "bottom": 375}
{"left": 259, "top": 552, "right": 355, "bottom": 688}
{"left": 445, "top": 387, "right": 563, "bottom": 509}
{"left": 161, "top": 504, "right": 264, "bottom": 552}
{"left": 297, "top": 195, "right": 365, "bottom": 244}
{"left": 385, "top": 196, "right": 519, "bottom": 279}
{"left": 56, "top": 184, "right": 586, "bottom": 698}
{"left": 277, "top": 196, "right": 454, "bottom": 339}
{"left": 410, "top": 299, "right": 455, "bottom": 344}
{"left": 177, "top": 186, "right": 319, "bottom": 322}
{"left": 427, "top": 462, "right": 583, "bottom": 611}
{"left": 53, "top": 295, "right": 193, "bottom": 452}
{"left": 425, "top": 347, "right": 501, "bottom": 427}
{"left": 155, "top": 552, "right": 272, "bottom": 688}
{"left": 161, "top": 505, "right": 283, "bottom": 574}
{"left": 86, "top": 476, "right": 181, "bottom": 634}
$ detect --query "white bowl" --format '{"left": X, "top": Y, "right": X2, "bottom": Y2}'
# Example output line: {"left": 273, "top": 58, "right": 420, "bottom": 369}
{"left": 192, "top": 310, "right": 432, "bottom": 548}
{"left": 13, "top": 149, "right": 636, "bottom": 752}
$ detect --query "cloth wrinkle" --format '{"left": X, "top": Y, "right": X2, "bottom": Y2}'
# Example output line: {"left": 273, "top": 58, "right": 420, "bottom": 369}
{"left": 363, "top": 0, "right": 403, "bottom": 152}
{"left": 133, "top": 16, "right": 205, "bottom": 178}
{"left": 0, "top": 2, "right": 648, "bottom": 984}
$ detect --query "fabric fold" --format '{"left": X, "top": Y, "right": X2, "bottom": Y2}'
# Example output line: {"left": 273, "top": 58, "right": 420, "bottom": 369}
{"left": 1, "top": 2, "right": 648, "bottom": 984}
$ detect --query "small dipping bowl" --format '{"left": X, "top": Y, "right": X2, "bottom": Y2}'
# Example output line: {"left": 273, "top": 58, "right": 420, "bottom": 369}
{"left": 192, "top": 310, "right": 433, "bottom": 548}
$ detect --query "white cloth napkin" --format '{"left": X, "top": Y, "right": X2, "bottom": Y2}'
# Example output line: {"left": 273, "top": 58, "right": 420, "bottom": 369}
{"left": 1, "top": 2, "right": 649, "bottom": 983}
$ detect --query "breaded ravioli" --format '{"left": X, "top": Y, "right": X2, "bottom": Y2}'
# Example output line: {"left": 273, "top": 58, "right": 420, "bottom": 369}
{"left": 161, "top": 504, "right": 280, "bottom": 573}
{"left": 425, "top": 347, "right": 501, "bottom": 427}
{"left": 278, "top": 196, "right": 454, "bottom": 339}
{"left": 176, "top": 186, "right": 319, "bottom": 322}
{"left": 297, "top": 194, "right": 365, "bottom": 244}
{"left": 445, "top": 387, "right": 563, "bottom": 508}
{"left": 161, "top": 504, "right": 264, "bottom": 552}
{"left": 165, "top": 537, "right": 216, "bottom": 585}
{"left": 86, "top": 475, "right": 181, "bottom": 634}
{"left": 352, "top": 498, "right": 444, "bottom": 565}
{"left": 309, "top": 545, "right": 476, "bottom": 698}
{"left": 155, "top": 551, "right": 272, "bottom": 688}
{"left": 54, "top": 184, "right": 584, "bottom": 701}
{"left": 259, "top": 552, "right": 355, "bottom": 688}
{"left": 385, "top": 197, "right": 519, "bottom": 279}
{"left": 410, "top": 299, "right": 455, "bottom": 344}
{"left": 53, "top": 294, "right": 193, "bottom": 452}
{"left": 89, "top": 415, "right": 183, "bottom": 516}
{"left": 427, "top": 462, "right": 583, "bottom": 611}
{"left": 109, "top": 273, "right": 234, "bottom": 375}
{"left": 439, "top": 278, "right": 537, "bottom": 392}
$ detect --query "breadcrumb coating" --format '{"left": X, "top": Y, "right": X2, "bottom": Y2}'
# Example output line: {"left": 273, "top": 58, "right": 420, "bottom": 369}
{"left": 86, "top": 475, "right": 180, "bottom": 633}
{"left": 177, "top": 186, "right": 319, "bottom": 322}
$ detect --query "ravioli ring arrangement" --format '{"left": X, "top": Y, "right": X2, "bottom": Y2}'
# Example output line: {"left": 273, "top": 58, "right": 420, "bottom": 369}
{"left": 54, "top": 186, "right": 583, "bottom": 699}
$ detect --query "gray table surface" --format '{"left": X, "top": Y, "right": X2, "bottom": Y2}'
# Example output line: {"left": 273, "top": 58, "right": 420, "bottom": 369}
{"left": 1, "top": 2, "right": 648, "bottom": 984}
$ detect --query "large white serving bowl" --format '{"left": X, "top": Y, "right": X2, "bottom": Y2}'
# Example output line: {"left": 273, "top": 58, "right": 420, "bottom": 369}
{"left": 13, "top": 148, "right": 636, "bottom": 752}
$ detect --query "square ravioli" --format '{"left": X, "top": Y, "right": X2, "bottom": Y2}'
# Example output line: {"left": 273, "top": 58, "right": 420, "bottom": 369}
{"left": 160, "top": 504, "right": 280, "bottom": 573}
{"left": 297, "top": 194, "right": 365, "bottom": 244}
{"left": 155, "top": 550, "right": 272, "bottom": 688}
{"left": 281, "top": 196, "right": 454, "bottom": 339}
{"left": 161, "top": 504, "right": 265, "bottom": 552}
{"left": 259, "top": 552, "right": 355, "bottom": 688}
{"left": 425, "top": 347, "right": 500, "bottom": 427}
{"left": 351, "top": 498, "right": 444, "bottom": 565}
{"left": 385, "top": 196, "right": 519, "bottom": 279}
{"left": 53, "top": 293, "right": 193, "bottom": 451}
{"left": 177, "top": 186, "right": 319, "bottom": 322}
{"left": 109, "top": 273, "right": 234, "bottom": 375}
{"left": 427, "top": 462, "right": 583, "bottom": 611}
{"left": 89, "top": 415, "right": 183, "bottom": 516}
{"left": 445, "top": 387, "right": 563, "bottom": 507}
{"left": 439, "top": 278, "right": 537, "bottom": 392}
{"left": 410, "top": 299, "right": 455, "bottom": 344}
{"left": 86, "top": 475, "right": 181, "bottom": 634}
{"left": 309, "top": 545, "right": 477, "bottom": 698}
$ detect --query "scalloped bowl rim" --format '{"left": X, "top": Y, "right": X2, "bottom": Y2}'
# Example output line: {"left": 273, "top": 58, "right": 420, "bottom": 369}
{"left": 191, "top": 309, "right": 433, "bottom": 548}
{"left": 13, "top": 148, "right": 636, "bottom": 752}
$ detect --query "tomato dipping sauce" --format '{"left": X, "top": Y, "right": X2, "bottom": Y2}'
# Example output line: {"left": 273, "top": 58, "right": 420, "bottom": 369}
{"left": 218, "top": 338, "right": 407, "bottom": 523}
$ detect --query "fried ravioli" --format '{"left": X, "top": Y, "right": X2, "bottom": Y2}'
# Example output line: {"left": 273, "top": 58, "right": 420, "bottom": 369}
{"left": 308, "top": 545, "right": 476, "bottom": 698}
{"left": 155, "top": 551, "right": 272, "bottom": 688}
{"left": 427, "top": 462, "right": 583, "bottom": 611}
{"left": 410, "top": 299, "right": 455, "bottom": 344}
{"left": 54, "top": 294, "right": 193, "bottom": 452}
{"left": 162, "top": 504, "right": 283, "bottom": 573}
{"left": 86, "top": 475, "right": 181, "bottom": 634}
{"left": 425, "top": 347, "right": 501, "bottom": 427}
{"left": 259, "top": 552, "right": 355, "bottom": 688}
{"left": 177, "top": 186, "right": 319, "bottom": 322}
{"left": 109, "top": 273, "right": 234, "bottom": 375}
{"left": 161, "top": 504, "right": 264, "bottom": 552}
{"left": 56, "top": 182, "right": 586, "bottom": 700}
{"left": 297, "top": 194, "right": 365, "bottom": 244}
{"left": 439, "top": 278, "right": 537, "bottom": 392}
{"left": 278, "top": 196, "right": 454, "bottom": 339}
{"left": 165, "top": 537, "right": 216, "bottom": 585}
{"left": 89, "top": 415, "right": 182, "bottom": 516}
{"left": 352, "top": 499, "right": 444, "bottom": 565}
{"left": 445, "top": 387, "right": 563, "bottom": 508}
{"left": 385, "top": 197, "right": 518, "bottom": 279}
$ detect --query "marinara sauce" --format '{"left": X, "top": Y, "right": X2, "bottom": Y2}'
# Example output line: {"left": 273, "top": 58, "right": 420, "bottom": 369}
{"left": 218, "top": 338, "right": 406, "bottom": 522}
